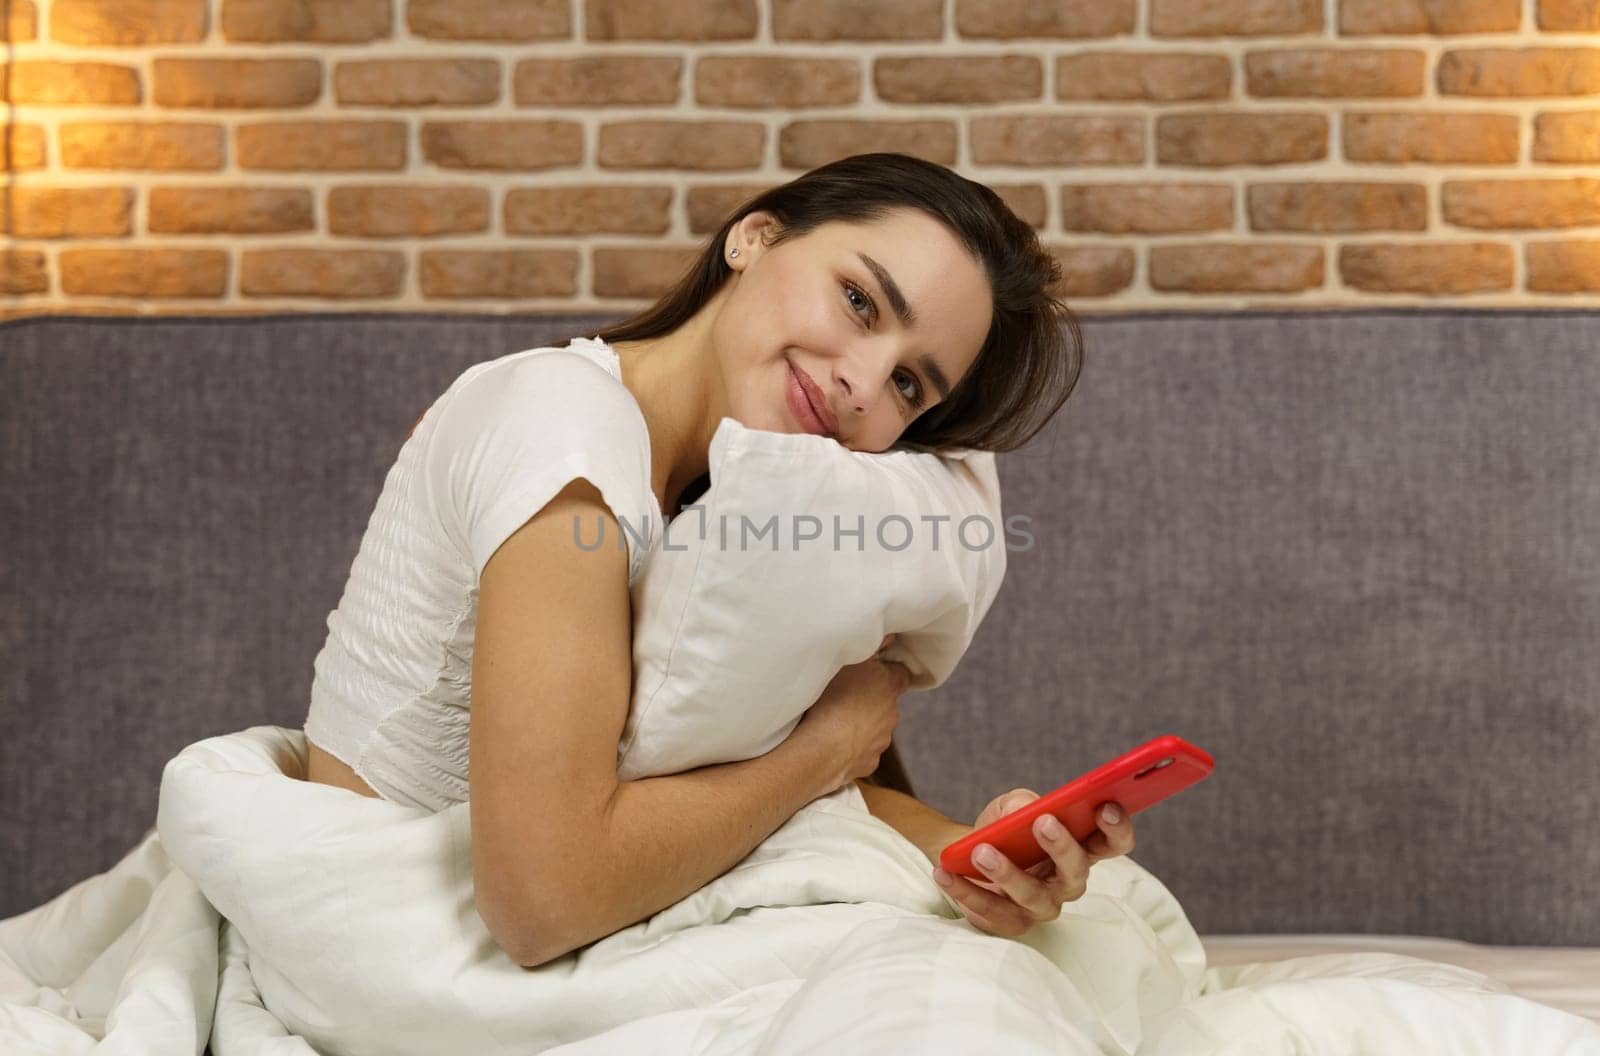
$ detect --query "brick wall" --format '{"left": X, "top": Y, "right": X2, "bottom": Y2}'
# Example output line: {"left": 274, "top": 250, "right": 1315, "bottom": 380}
{"left": 2, "top": 0, "right": 1598, "bottom": 317}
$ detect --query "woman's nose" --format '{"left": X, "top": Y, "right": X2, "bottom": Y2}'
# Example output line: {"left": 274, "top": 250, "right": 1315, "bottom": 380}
{"left": 834, "top": 350, "right": 894, "bottom": 417}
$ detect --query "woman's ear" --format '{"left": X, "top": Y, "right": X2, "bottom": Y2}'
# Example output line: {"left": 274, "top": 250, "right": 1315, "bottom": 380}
{"left": 729, "top": 210, "right": 779, "bottom": 263}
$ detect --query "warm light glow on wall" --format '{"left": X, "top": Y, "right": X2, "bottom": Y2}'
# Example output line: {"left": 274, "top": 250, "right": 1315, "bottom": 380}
{"left": 2, "top": 0, "right": 1599, "bottom": 316}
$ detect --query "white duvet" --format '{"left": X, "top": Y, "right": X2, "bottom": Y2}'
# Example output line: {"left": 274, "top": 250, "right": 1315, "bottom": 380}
{"left": 3, "top": 725, "right": 1598, "bottom": 1055}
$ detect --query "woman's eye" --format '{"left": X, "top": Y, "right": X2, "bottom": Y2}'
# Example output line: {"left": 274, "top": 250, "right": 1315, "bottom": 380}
{"left": 893, "top": 370, "right": 924, "bottom": 408}
{"left": 843, "top": 281, "right": 875, "bottom": 325}
{"left": 841, "top": 279, "right": 919, "bottom": 409}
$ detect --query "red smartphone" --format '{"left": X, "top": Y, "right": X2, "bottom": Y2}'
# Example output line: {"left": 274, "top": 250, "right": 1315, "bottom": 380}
{"left": 938, "top": 734, "right": 1214, "bottom": 880}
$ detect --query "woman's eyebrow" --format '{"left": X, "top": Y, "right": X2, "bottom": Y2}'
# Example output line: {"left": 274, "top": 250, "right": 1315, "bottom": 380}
{"left": 855, "top": 252, "right": 917, "bottom": 330}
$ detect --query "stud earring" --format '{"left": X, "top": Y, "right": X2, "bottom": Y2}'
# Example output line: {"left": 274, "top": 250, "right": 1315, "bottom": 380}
{"left": 729, "top": 248, "right": 739, "bottom": 258}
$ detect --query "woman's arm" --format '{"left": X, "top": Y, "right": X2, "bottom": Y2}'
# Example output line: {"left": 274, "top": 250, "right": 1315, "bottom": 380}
{"left": 854, "top": 779, "right": 972, "bottom": 865}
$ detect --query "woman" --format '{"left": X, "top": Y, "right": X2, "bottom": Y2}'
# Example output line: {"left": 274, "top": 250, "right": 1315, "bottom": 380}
{"left": 302, "top": 152, "right": 1134, "bottom": 966}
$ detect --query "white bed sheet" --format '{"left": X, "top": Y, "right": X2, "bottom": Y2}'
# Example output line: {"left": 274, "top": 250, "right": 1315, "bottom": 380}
{"left": 1202, "top": 934, "right": 1600, "bottom": 1026}
{"left": 5, "top": 724, "right": 1598, "bottom": 1055}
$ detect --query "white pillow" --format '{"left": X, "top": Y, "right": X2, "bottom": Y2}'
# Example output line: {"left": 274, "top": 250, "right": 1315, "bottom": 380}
{"left": 619, "top": 416, "right": 1006, "bottom": 781}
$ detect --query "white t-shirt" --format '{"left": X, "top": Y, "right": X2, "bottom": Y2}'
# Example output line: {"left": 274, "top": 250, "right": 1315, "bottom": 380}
{"left": 302, "top": 336, "right": 660, "bottom": 811}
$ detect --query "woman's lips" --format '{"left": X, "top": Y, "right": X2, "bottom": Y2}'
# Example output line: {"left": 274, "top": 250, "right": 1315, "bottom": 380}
{"left": 785, "top": 360, "right": 834, "bottom": 437}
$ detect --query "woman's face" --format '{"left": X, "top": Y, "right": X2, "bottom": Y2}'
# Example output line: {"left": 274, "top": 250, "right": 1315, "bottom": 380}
{"left": 711, "top": 208, "right": 994, "bottom": 454}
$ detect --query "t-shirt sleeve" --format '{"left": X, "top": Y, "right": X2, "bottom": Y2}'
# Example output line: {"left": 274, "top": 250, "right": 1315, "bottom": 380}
{"left": 421, "top": 350, "right": 657, "bottom": 583}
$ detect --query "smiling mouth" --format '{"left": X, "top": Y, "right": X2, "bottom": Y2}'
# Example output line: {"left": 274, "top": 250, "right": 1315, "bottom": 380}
{"left": 786, "top": 360, "right": 836, "bottom": 438}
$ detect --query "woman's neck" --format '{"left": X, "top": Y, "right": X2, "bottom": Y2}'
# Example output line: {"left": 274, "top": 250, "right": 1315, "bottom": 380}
{"left": 607, "top": 309, "right": 726, "bottom": 518}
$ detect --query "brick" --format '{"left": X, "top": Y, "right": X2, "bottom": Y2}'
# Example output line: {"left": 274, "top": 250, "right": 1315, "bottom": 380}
{"left": 775, "top": 0, "right": 941, "bottom": 40}
{"left": 504, "top": 186, "right": 672, "bottom": 234}
{"left": 0, "top": 305, "right": 159, "bottom": 320}
{"left": 970, "top": 115, "right": 1142, "bottom": 167}
{"left": 1539, "top": 0, "right": 1600, "bottom": 29}
{"left": 0, "top": 251, "right": 48, "bottom": 295}
{"left": 51, "top": 0, "right": 206, "bottom": 44}
{"left": 136, "top": 305, "right": 338, "bottom": 318}
{"left": 154, "top": 59, "right": 321, "bottom": 108}
{"left": 421, "top": 121, "right": 583, "bottom": 170}
{"left": 241, "top": 249, "right": 405, "bottom": 298}
{"left": 587, "top": 0, "right": 757, "bottom": 40}
{"left": 148, "top": 187, "right": 314, "bottom": 233}
{"left": 685, "top": 183, "right": 778, "bottom": 232}
{"left": 1338, "top": 243, "right": 1512, "bottom": 294}
{"left": 516, "top": 56, "right": 682, "bottom": 106}
{"left": 409, "top": 0, "right": 568, "bottom": 39}
{"left": 328, "top": 186, "right": 490, "bottom": 237}
{"left": 4, "top": 126, "right": 48, "bottom": 171}
{"left": 1149, "top": 243, "right": 1324, "bottom": 292}
{"left": 1438, "top": 49, "right": 1600, "bottom": 97}
{"left": 1442, "top": 178, "right": 1600, "bottom": 228}
{"left": 1526, "top": 241, "right": 1600, "bottom": 291}
{"left": 874, "top": 56, "right": 1038, "bottom": 104}
{"left": 1533, "top": 111, "right": 1600, "bottom": 162}
{"left": 1150, "top": 0, "right": 1321, "bottom": 36}
{"left": 2, "top": 62, "right": 140, "bottom": 105}
{"left": 59, "top": 248, "right": 227, "bottom": 297}
{"left": 335, "top": 59, "right": 500, "bottom": 107}
{"left": 0, "top": 306, "right": 138, "bottom": 321}
{"left": 1343, "top": 112, "right": 1518, "bottom": 163}
{"left": 993, "top": 184, "right": 1048, "bottom": 229}
{"left": 420, "top": 250, "right": 577, "bottom": 298}
{"left": 61, "top": 122, "right": 223, "bottom": 170}
{"left": 1157, "top": 113, "right": 1327, "bottom": 166}
{"left": 1247, "top": 182, "right": 1426, "bottom": 231}
{"left": 5, "top": 0, "right": 38, "bottom": 40}
{"left": 221, "top": 0, "right": 391, "bottom": 42}
{"left": 1061, "top": 183, "right": 1233, "bottom": 233}
{"left": 956, "top": 0, "right": 1135, "bottom": 38}
{"left": 1341, "top": 0, "right": 1520, "bottom": 34}
{"left": 700, "top": 55, "right": 860, "bottom": 107}
{"left": 1046, "top": 244, "right": 1135, "bottom": 297}
{"left": 601, "top": 120, "right": 766, "bottom": 169}
{"left": 1055, "top": 52, "right": 1230, "bottom": 101}
{"left": 593, "top": 247, "right": 700, "bottom": 298}
{"left": 781, "top": 120, "right": 958, "bottom": 169}
{"left": 1245, "top": 49, "right": 1424, "bottom": 98}
{"left": 238, "top": 121, "right": 406, "bottom": 171}
{"left": 0, "top": 187, "right": 133, "bottom": 237}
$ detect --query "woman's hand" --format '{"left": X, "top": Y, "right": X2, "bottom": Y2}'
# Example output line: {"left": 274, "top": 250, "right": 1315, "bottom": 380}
{"left": 932, "top": 788, "right": 1135, "bottom": 939}
{"left": 795, "top": 635, "right": 912, "bottom": 797}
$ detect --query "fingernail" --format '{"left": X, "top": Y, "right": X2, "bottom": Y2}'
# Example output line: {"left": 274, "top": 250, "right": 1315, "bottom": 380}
{"left": 974, "top": 845, "right": 1000, "bottom": 869}
{"left": 1101, "top": 803, "right": 1123, "bottom": 824}
{"left": 933, "top": 868, "right": 952, "bottom": 887}
{"left": 1038, "top": 815, "right": 1064, "bottom": 840}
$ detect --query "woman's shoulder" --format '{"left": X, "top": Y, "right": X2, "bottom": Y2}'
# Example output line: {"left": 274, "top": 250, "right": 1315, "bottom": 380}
{"left": 455, "top": 336, "right": 624, "bottom": 395}
{"left": 420, "top": 335, "right": 657, "bottom": 582}
{"left": 445, "top": 338, "right": 640, "bottom": 438}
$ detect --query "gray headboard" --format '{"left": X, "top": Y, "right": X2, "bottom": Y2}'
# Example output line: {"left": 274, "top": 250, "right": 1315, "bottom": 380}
{"left": 3, "top": 309, "right": 1596, "bottom": 945}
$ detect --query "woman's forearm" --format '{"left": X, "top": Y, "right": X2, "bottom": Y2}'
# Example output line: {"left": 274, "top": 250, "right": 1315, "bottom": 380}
{"left": 854, "top": 780, "right": 972, "bottom": 866}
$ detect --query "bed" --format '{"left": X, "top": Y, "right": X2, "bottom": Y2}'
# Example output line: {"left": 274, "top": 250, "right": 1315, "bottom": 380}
{"left": 2, "top": 308, "right": 1596, "bottom": 1047}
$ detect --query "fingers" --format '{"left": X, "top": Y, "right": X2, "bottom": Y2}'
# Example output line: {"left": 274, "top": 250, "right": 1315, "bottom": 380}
{"left": 1029, "top": 813, "right": 1091, "bottom": 897}
{"left": 1006, "top": 788, "right": 1041, "bottom": 813}
{"left": 962, "top": 842, "right": 1067, "bottom": 925}
{"left": 882, "top": 658, "right": 913, "bottom": 691}
{"left": 934, "top": 866, "right": 1034, "bottom": 937}
{"left": 1079, "top": 802, "right": 1136, "bottom": 861}
{"left": 934, "top": 802, "right": 1136, "bottom": 938}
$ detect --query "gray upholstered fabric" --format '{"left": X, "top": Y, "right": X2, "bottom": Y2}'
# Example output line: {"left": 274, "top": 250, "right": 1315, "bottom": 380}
{"left": 2, "top": 310, "right": 1596, "bottom": 946}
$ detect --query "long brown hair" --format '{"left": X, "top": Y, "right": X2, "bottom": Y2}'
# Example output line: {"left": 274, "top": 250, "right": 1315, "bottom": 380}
{"left": 593, "top": 153, "right": 1083, "bottom": 454}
